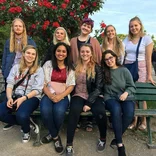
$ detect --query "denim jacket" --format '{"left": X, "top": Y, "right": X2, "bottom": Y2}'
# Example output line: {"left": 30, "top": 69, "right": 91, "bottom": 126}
{"left": 2, "top": 36, "right": 36, "bottom": 78}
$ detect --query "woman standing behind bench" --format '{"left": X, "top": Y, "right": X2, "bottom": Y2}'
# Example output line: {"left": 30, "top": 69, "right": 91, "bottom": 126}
{"left": 0, "top": 45, "right": 44, "bottom": 143}
{"left": 65, "top": 44, "right": 107, "bottom": 156}
{"left": 40, "top": 42, "right": 75, "bottom": 154}
{"left": 123, "top": 16, "right": 155, "bottom": 130}
{"left": 101, "top": 50, "right": 136, "bottom": 156}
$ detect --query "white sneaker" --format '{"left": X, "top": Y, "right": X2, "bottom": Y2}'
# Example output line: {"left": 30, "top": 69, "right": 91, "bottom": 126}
{"left": 22, "top": 132, "right": 30, "bottom": 143}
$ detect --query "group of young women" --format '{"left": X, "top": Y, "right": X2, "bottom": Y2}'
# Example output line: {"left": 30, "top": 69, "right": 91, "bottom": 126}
{"left": 0, "top": 15, "right": 154, "bottom": 156}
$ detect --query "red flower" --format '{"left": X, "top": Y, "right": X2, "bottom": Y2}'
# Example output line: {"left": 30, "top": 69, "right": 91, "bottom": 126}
{"left": 0, "top": 0, "right": 6, "bottom": 4}
{"left": 80, "top": 4, "right": 85, "bottom": 10}
{"left": 64, "top": 0, "right": 70, "bottom": 4}
{"left": 0, "top": 6, "right": 5, "bottom": 10}
{"left": 31, "top": 24, "right": 36, "bottom": 29}
{"left": 70, "top": 12, "right": 75, "bottom": 17}
{"left": 52, "top": 5, "right": 57, "bottom": 10}
{"left": 92, "top": 2, "right": 97, "bottom": 7}
{"left": 83, "top": 13, "right": 89, "bottom": 18}
{"left": 58, "top": 16, "right": 63, "bottom": 22}
{"left": 61, "top": 3, "right": 67, "bottom": 9}
{"left": 52, "top": 22, "right": 60, "bottom": 28}
{"left": 0, "top": 21, "right": 5, "bottom": 25}
{"left": 44, "top": 20, "right": 50, "bottom": 26}
{"left": 42, "top": 24, "right": 48, "bottom": 30}
{"left": 8, "top": 7, "right": 22, "bottom": 13}
{"left": 100, "top": 22, "right": 106, "bottom": 28}
{"left": 16, "top": 6, "right": 22, "bottom": 13}
{"left": 10, "top": 2, "right": 15, "bottom": 6}
{"left": 43, "top": 1, "right": 52, "bottom": 8}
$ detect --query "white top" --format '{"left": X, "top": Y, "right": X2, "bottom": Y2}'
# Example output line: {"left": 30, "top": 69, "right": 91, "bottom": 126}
{"left": 123, "top": 35, "right": 153, "bottom": 61}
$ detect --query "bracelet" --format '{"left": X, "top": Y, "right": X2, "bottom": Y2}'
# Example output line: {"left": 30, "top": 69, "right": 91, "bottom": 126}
{"left": 25, "top": 95, "right": 28, "bottom": 100}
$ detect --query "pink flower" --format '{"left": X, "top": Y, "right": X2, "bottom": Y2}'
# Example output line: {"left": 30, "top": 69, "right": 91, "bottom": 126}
{"left": 80, "top": 4, "right": 85, "bottom": 10}
{"left": 31, "top": 24, "right": 36, "bottom": 29}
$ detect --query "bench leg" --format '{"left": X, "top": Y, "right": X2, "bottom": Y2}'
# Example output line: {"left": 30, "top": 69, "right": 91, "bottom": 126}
{"left": 146, "top": 117, "right": 156, "bottom": 149}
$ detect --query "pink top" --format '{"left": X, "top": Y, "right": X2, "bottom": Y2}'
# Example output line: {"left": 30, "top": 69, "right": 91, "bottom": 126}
{"left": 51, "top": 68, "right": 66, "bottom": 83}
{"left": 73, "top": 72, "right": 88, "bottom": 100}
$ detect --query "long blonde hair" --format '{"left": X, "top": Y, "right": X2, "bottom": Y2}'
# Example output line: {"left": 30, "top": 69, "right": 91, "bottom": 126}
{"left": 10, "top": 18, "right": 27, "bottom": 52}
{"left": 75, "top": 44, "right": 96, "bottom": 80}
{"left": 19, "top": 45, "right": 39, "bottom": 75}
{"left": 53, "top": 27, "right": 70, "bottom": 45}
{"left": 101, "top": 25, "right": 124, "bottom": 57}
{"left": 128, "top": 16, "right": 145, "bottom": 40}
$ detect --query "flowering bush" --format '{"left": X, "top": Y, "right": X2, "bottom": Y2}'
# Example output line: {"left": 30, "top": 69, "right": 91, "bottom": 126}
{"left": 94, "top": 21, "right": 106, "bottom": 44}
{"left": 0, "top": 0, "right": 105, "bottom": 54}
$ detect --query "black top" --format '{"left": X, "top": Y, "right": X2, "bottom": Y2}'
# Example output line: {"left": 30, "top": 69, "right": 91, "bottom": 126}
{"left": 41, "top": 43, "right": 54, "bottom": 66}
{"left": 77, "top": 37, "right": 91, "bottom": 52}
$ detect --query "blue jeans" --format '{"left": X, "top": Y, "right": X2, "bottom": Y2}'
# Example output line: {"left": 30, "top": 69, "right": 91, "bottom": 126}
{"left": 0, "top": 97, "right": 39, "bottom": 133}
{"left": 105, "top": 99, "right": 134, "bottom": 144}
{"left": 40, "top": 95, "right": 69, "bottom": 138}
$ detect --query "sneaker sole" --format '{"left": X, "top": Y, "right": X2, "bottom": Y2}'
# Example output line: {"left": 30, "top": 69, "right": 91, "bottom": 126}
{"left": 3, "top": 126, "right": 13, "bottom": 131}
{"left": 22, "top": 135, "right": 31, "bottom": 143}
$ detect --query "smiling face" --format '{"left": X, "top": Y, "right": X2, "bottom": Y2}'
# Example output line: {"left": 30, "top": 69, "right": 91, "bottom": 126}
{"left": 55, "top": 45, "right": 67, "bottom": 61}
{"left": 80, "top": 23, "right": 92, "bottom": 35}
{"left": 106, "top": 26, "right": 116, "bottom": 39}
{"left": 80, "top": 45, "right": 92, "bottom": 62}
{"left": 13, "top": 20, "right": 24, "bottom": 35}
{"left": 24, "top": 48, "right": 36, "bottom": 64}
{"left": 55, "top": 29, "right": 66, "bottom": 41}
{"left": 129, "top": 20, "right": 142, "bottom": 36}
{"left": 104, "top": 53, "right": 117, "bottom": 69}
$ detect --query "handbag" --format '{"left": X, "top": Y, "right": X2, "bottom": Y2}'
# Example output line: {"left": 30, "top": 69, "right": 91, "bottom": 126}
{"left": 47, "top": 81, "right": 66, "bottom": 95}
{"left": 124, "top": 37, "right": 142, "bottom": 82}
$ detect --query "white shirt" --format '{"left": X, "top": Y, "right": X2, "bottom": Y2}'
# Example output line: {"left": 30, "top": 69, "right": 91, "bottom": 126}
{"left": 123, "top": 35, "right": 153, "bottom": 61}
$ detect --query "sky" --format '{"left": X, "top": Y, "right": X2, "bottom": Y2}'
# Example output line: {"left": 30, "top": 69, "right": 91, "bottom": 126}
{"left": 90, "top": 0, "right": 156, "bottom": 38}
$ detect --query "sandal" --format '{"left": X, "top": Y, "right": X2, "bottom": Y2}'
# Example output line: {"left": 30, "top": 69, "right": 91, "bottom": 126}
{"left": 85, "top": 121, "right": 93, "bottom": 132}
{"left": 128, "top": 124, "right": 136, "bottom": 130}
{"left": 138, "top": 124, "right": 146, "bottom": 131}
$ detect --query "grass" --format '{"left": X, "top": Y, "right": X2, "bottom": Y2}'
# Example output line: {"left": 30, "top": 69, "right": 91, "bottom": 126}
{"left": 147, "top": 101, "right": 156, "bottom": 109}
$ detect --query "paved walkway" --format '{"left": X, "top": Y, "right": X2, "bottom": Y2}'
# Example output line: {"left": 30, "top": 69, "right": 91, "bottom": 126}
{"left": 0, "top": 119, "right": 156, "bottom": 156}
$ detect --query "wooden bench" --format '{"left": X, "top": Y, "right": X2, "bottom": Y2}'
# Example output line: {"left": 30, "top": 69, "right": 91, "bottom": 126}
{"left": 20, "top": 82, "right": 156, "bottom": 148}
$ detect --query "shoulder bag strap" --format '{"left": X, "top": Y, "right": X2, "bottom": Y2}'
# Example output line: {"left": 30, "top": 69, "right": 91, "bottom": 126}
{"left": 136, "top": 37, "right": 142, "bottom": 61}
{"left": 13, "top": 69, "right": 29, "bottom": 91}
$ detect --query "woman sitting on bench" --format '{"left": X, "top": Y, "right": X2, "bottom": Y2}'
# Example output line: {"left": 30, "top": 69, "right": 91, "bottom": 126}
{"left": 101, "top": 50, "right": 136, "bottom": 156}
